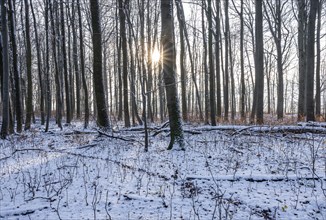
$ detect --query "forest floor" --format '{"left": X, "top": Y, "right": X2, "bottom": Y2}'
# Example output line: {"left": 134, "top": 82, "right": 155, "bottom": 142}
{"left": 0, "top": 121, "right": 325, "bottom": 219}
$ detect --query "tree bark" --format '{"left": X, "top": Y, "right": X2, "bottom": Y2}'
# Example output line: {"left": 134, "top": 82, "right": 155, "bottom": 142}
{"left": 224, "top": 0, "right": 230, "bottom": 122}
{"left": 161, "top": 0, "right": 184, "bottom": 150}
{"left": 297, "top": 0, "right": 307, "bottom": 121}
{"left": 176, "top": 0, "right": 188, "bottom": 122}
{"left": 8, "top": 0, "right": 23, "bottom": 132}
{"left": 1, "top": 0, "right": 10, "bottom": 138}
{"left": 24, "top": 0, "right": 34, "bottom": 130}
{"left": 305, "top": 0, "right": 318, "bottom": 122}
{"left": 71, "top": 0, "right": 81, "bottom": 119}
{"left": 208, "top": 0, "right": 216, "bottom": 125}
{"left": 30, "top": 0, "right": 45, "bottom": 125}
{"left": 44, "top": 0, "right": 51, "bottom": 132}
{"left": 215, "top": 0, "right": 222, "bottom": 120}
{"left": 254, "top": 0, "right": 264, "bottom": 124}
{"left": 175, "top": 0, "right": 203, "bottom": 121}
{"left": 60, "top": 0, "right": 71, "bottom": 124}
{"left": 77, "top": 0, "right": 89, "bottom": 128}
{"left": 89, "top": 0, "right": 110, "bottom": 128}
{"left": 119, "top": 0, "right": 130, "bottom": 127}
{"left": 50, "top": 1, "right": 62, "bottom": 129}
{"left": 202, "top": 1, "right": 209, "bottom": 124}
{"left": 315, "top": 0, "right": 322, "bottom": 118}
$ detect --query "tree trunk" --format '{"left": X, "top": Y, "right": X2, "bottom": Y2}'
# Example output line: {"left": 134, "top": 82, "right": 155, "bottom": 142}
{"left": 175, "top": 0, "right": 203, "bottom": 121}
{"left": 207, "top": 0, "right": 216, "bottom": 125}
{"left": 215, "top": 0, "right": 222, "bottom": 120}
{"left": 77, "top": 0, "right": 89, "bottom": 128}
{"left": 254, "top": 0, "right": 264, "bottom": 124}
{"left": 297, "top": 0, "right": 307, "bottom": 121}
{"left": 71, "top": 0, "right": 81, "bottom": 119}
{"left": 44, "top": 0, "right": 51, "bottom": 132}
{"left": 264, "top": 0, "right": 285, "bottom": 120}
{"left": 305, "top": 0, "right": 318, "bottom": 122}
{"left": 89, "top": 0, "right": 110, "bottom": 128}
{"left": 24, "top": 0, "right": 34, "bottom": 130}
{"left": 161, "top": 0, "right": 184, "bottom": 150}
{"left": 1, "top": 0, "right": 10, "bottom": 138}
{"left": 50, "top": 1, "right": 62, "bottom": 129}
{"left": 146, "top": 0, "right": 154, "bottom": 123}
{"left": 30, "top": 0, "right": 45, "bottom": 125}
{"left": 127, "top": 7, "right": 143, "bottom": 126}
{"left": 60, "top": 0, "right": 71, "bottom": 124}
{"left": 8, "top": 0, "right": 23, "bottom": 132}
{"left": 224, "top": 0, "right": 230, "bottom": 122}
{"left": 315, "top": 0, "right": 322, "bottom": 118}
{"left": 176, "top": 1, "right": 188, "bottom": 122}
{"left": 202, "top": 1, "right": 209, "bottom": 124}
{"left": 119, "top": 0, "right": 130, "bottom": 127}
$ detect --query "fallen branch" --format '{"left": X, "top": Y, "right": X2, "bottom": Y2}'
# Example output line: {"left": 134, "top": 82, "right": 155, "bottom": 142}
{"left": 97, "top": 129, "right": 136, "bottom": 142}
{"left": 194, "top": 125, "right": 326, "bottom": 135}
{"left": 186, "top": 175, "right": 326, "bottom": 182}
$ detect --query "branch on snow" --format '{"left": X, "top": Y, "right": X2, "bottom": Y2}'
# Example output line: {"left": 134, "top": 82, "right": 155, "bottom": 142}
{"left": 96, "top": 129, "right": 136, "bottom": 142}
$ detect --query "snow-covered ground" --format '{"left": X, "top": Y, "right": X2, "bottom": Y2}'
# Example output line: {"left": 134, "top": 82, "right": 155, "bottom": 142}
{"left": 0, "top": 122, "right": 325, "bottom": 219}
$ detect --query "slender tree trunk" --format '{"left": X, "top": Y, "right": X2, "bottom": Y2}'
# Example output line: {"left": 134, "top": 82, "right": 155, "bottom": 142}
{"left": 254, "top": 0, "right": 264, "bottom": 124}
{"left": 60, "top": 0, "right": 71, "bottom": 124}
{"left": 1, "top": 0, "right": 10, "bottom": 138}
{"left": 224, "top": 0, "right": 230, "bottom": 122}
{"left": 8, "top": 0, "right": 23, "bottom": 132}
{"left": 215, "top": 0, "right": 222, "bottom": 120}
{"left": 315, "top": 0, "right": 322, "bottom": 118}
{"left": 146, "top": 0, "right": 154, "bottom": 123}
{"left": 176, "top": 1, "right": 188, "bottom": 122}
{"left": 305, "top": 0, "right": 318, "bottom": 122}
{"left": 24, "top": 0, "right": 34, "bottom": 130}
{"left": 90, "top": 0, "right": 110, "bottom": 127}
{"left": 229, "top": 35, "right": 236, "bottom": 120}
{"left": 116, "top": 2, "right": 123, "bottom": 120}
{"left": 77, "top": 0, "right": 89, "bottom": 128}
{"left": 71, "top": 0, "right": 81, "bottom": 119}
{"left": 161, "top": 0, "right": 184, "bottom": 150}
{"left": 119, "top": 0, "right": 130, "bottom": 127}
{"left": 240, "top": 0, "right": 245, "bottom": 120}
{"left": 127, "top": 8, "right": 143, "bottom": 126}
{"left": 175, "top": 0, "right": 203, "bottom": 121}
{"left": 45, "top": 0, "right": 51, "bottom": 132}
{"left": 202, "top": 1, "right": 209, "bottom": 124}
{"left": 207, "top": 0, "right": 216, "bottom": 125}
{"left": 264, "top": 0, "right": 284, "bottom": 120}
{"left": 50, "top": 1, "right": 62, "bottom": 129}
{"left": 30, "top": 0, "right": 45, "bottom": 125}
{"left": 297, "top": 0, "right": 307, "bottom": 121}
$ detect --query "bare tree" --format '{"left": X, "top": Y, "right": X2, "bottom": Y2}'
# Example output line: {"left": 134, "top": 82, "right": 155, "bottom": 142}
{"left": 264, "top": 0, "right": 292, "bottom": 120}
{"left": 44, "top": 0, "right": 51, "bottom": 132}
{"left": 297, "top": 0, "right": 307, "bottom": 121}
{"left": 119, "top": 0, "right": 130, "bottom": 127}
{"left": 253, "top": 0, "right": 264, "bottom": 124}
{"left": 77, "top": 0, "right": 89, "bottom": 128}
{"left": 315, "top": 0, "right": 323, "bottom": 118}
{"left": 305, "top": 0, "right": 318, "bottom": 121}
{"left": 1, "top": 0, "right": 10, "bottom": 138}
{"left": 89, "top": 0, "right": 110, "bottom": 128}
{"left": 24, "top": 0, "right": 34, "bottom": 130}
{"left": 60, "top": 0, "right": 71, "bottom": 124}
{"left": 30, "top": 0, "right": 45, "bottom": 125}
{"left": 224, "top": 0, "right": 230, "bottom": 122}
{"left": 161, "top": 0, "right": 184, "bottom": 150}
{"left": 8, "top": 0, "right": 23, "bottom": 132}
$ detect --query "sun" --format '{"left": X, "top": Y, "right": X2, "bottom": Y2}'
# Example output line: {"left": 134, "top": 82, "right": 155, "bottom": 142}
{"left": 151, "top": 49, "right": 161, "bottom": 63}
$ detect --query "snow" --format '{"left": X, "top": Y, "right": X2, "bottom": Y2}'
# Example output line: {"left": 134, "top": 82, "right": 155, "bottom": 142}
{"left": 0, "top": 122, "right": 325, "bottom": 219}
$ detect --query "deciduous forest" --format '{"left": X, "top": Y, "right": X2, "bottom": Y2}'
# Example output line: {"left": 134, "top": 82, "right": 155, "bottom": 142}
{"left": 0, "top": 0, "right": 325, "bottom": 219}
